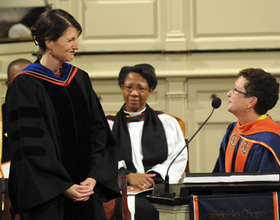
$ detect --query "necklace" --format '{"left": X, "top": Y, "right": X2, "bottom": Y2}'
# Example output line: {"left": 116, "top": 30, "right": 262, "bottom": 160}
{"left": 56, "top": 63, "right": 63, "bottom": 77}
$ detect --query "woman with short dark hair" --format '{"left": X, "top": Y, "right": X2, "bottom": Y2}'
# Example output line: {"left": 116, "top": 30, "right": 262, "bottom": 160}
{"left": 213, "top": 68, "right": 280, "bottom": 172}
{"left": 107, "top": 63, "right": 188, "bottom": 220}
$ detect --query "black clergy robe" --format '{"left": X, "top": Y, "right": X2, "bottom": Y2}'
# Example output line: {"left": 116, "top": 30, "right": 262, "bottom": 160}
{"left": 107, "top": 105, "right": 169, "bottom": 220}
{"left": 6, "top": 62, "right": 119, "bottom": 220}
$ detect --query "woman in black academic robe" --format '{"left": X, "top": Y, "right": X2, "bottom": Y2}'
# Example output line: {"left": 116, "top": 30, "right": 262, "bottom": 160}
{"left": 6, "top": 9, "right": 119, "bottom": 220}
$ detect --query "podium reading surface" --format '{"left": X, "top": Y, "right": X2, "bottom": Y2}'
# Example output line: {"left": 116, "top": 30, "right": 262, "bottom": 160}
{"left": 146, "top": 172, "right": 280, "bottom": 206}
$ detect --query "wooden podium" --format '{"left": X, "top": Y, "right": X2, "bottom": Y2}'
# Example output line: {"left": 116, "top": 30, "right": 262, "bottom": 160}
{"left": 147, "top": 173, "right": 280, "bottom": 220}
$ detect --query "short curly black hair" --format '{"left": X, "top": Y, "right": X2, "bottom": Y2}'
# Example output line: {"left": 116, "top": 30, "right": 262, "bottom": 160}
{"left": 118, "top": 63, "right": 157, "bottom": 90}
{"left": 238, "top": 68, "right": 279, "bottom": 115}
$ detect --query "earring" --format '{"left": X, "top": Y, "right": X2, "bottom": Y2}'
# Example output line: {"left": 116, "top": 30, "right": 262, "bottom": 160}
{"left": 49, "top": 49, "right": 52, "bottom": 55}
{"left": 245, "top": 106, "right": 249, "bottom": 111}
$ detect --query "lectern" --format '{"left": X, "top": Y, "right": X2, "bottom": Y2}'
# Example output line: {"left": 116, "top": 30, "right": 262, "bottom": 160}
{"left": 147, "top": 173, "right": 280, "bottom": 220}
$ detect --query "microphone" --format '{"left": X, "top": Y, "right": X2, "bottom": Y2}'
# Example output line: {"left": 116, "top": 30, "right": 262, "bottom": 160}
{"left": 160, "top": 97, "right": 222, "bottom": 198}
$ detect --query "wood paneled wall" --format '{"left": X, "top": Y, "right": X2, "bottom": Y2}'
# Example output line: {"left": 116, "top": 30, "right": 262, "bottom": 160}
{"left": 1, "top": 0, "right": 280, "bottom": 172}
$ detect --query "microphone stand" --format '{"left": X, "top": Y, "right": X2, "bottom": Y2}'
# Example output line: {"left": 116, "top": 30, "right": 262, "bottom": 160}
{"left": 161, "top": 108, "right": 216, "bottom": 198}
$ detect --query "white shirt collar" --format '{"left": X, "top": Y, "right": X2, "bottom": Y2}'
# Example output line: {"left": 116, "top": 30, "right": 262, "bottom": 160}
{"left": 124, "top": 106, "right": 146, "bottom": 117}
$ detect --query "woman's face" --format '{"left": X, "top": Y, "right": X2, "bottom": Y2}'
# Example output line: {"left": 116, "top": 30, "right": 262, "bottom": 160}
{"left": 121, "top": 72, "right": 152, "bottom": 112}
{"left": 227, "top": 76, "right": 252, "bottom": 117}
{"left": 48, "top": 26, "right": 79, "bottom": 62}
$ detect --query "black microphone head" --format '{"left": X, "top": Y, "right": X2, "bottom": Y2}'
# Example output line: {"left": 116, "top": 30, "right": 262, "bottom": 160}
{"left": 212, "top": 97, "right": 222, "bottom": 109}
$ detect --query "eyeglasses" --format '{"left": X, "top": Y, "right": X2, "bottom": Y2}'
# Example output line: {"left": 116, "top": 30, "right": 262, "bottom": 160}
{"left": 232, "top": 86, "right": 253, "bottom": 97}
{"left": 123, "top": 85, "right": 148, "bottom": 94}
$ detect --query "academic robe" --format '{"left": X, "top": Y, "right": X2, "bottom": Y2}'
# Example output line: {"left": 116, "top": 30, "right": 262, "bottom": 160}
{"left": 1, "top": 103, "right": 9, "bottom": 163}
{"left": 213, "top": 115, "right": 280, "bottom": 173}
{"left": 6, "top": 62, "right": 119, "bottom": 220}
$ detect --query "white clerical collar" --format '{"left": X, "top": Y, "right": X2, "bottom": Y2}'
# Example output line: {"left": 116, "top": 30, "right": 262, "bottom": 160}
{"left": 124, "top": 106, "right": 146, "bottom": 117}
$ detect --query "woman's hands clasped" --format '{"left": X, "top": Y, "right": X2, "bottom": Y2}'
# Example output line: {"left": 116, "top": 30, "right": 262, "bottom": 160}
{"left": 63, "top": 177, "right": 96, "bottom": 202}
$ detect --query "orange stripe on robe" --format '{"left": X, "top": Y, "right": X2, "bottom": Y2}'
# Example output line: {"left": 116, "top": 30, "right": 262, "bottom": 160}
{"left": 225, "top": 115, "right": 280, "bottom": 172}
